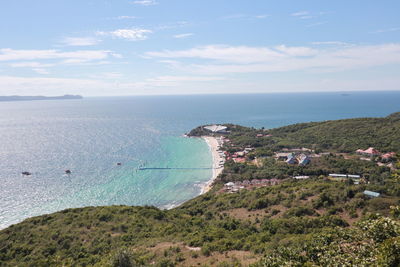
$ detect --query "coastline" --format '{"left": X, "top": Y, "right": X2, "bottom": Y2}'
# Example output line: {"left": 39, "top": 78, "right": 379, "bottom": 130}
{"left": 200, "top": 136, "right": 224, "bottom": 194}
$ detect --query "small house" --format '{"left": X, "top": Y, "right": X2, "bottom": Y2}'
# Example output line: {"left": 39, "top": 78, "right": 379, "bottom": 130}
{"left": 286, "top": 156, "right": 298, "bottom": 164}
{"left": 204, "top": 125, "right": 228, "bottom": 133}
{"left": 382, "top": 152, "right": 396, "bottom": 161}
{"left": 356, "top": 147, "right": 380, "bottom": 157}
{"left": 294, "top": 176, "right": 310, "bottom": 179}
{"left": 298, "top": 154, "right": 310, "bottom": 166}
{"left": 225, "top": 182, "right": 235, "bottom": 187}
{"left": 363, "top": 190, "right": 380, "bottom": 198}
{"left": 274, "top": 152, "right": 293, "bottom": 160}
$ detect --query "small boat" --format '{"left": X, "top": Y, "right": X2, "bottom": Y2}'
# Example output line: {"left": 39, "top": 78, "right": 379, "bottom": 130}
{"left": 65, "top": 170, "right": 71, "bottom": 174}
{"left": 117, "top": 162, "right": 122, "bottom": 166}
{"left": 22, "top": 171, "right": 32, "bottom": 176}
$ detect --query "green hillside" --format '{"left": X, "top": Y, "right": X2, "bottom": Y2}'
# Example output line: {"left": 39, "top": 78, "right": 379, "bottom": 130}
{"left": 214, "top": 112, "right": 400, "bottom": 153}
{"left": 1, "top": 113, "right": 400, "bottom": 266}
{"left": 269, "top": 112, "right": 400, "bottom": 153}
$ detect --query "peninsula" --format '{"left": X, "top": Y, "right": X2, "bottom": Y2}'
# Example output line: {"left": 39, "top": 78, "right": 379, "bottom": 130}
{"left": 0, "top": 95, "right": 83, "bottom": 102}
{"left": 1, "top": 112, "right": 400, "bottom": 266}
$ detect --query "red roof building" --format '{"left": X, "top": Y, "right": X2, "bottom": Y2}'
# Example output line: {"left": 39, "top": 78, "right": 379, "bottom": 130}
{"left": 382, "top": 152, "right": 396, "bottom": 159}
{"left": 233, "top": 157, "right": 246, "bottom": 163}
{"left": 365, "top": 147, "right": 380, "bottom": 155}
{"left": 356, "top": 147, "right": 380, "bottom": 156}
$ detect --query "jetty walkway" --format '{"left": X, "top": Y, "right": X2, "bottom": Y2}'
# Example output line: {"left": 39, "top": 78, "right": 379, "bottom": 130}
{"left": 138, "top": 167, "right": 214, "bottom": 171}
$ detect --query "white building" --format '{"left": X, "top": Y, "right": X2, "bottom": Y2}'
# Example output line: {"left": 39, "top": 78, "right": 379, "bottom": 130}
{"left": 294, "top": 176, "right": 310, "bottom": 179}
{"left": 204, "top": 125, "right": 228, "bottom": 133}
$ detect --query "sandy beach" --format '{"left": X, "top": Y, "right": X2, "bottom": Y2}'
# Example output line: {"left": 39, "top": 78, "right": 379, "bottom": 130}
{"left": 201, "top": 136, "right": 225, "bottom": 194}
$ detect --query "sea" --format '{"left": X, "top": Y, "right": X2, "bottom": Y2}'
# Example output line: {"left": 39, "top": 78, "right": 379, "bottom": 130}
{"left": 1, "top": 91, "right": 400, "bottom": 229}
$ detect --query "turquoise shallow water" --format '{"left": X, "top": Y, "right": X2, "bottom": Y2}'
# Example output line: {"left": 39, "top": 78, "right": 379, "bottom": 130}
{"left": 1, "top": 91, "right": 400, "bottom": 229}
{"left": 32, "top": 136, "right": 211, "bottom": 214}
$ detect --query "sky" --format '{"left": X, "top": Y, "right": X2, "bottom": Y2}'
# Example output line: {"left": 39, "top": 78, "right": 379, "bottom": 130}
{"left": 0, "top": 0, "right": 400, "bottom": 96}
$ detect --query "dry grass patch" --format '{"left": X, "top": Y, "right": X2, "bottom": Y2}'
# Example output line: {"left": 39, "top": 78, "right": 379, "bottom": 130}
{"left": 181, "top": 250, "right": 259, "bottom": 266}
{"left": 267, "top": 205, "right": 288, "bottom": 218}
{"left": 224, "top": 208, "right": 267, "bottom": 222}
{"left": 340, "top": 210, "right": 362, "bottom": 226}
{"left": 143, "top": 242, "right": 259, "bottom": 266}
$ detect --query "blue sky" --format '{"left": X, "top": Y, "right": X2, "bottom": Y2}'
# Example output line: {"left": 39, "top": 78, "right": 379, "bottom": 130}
{"left": 0, "top": 0, "right": 399, "bottom": 96}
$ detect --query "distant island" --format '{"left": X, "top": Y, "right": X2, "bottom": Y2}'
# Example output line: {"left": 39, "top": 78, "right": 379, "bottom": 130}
{"left": 0, "top": 95, "right": 83, "bottom": 102}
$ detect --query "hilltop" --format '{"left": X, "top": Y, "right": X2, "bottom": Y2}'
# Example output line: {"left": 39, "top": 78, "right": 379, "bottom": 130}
{"left": 1, "top": 112, "right": 399, "bottom": 266}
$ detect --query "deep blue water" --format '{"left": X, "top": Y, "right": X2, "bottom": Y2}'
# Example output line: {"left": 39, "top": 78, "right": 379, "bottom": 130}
{"left": 0, "top": 91, "right": 399, "bottom": 229}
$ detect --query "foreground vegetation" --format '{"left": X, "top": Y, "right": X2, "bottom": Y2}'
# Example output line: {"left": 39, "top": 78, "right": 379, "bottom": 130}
{"left": 1, "top": 113, "right": 400, "bottom": 266}
{"left": 2, "top": 178, "right": 399, "bottom": 266}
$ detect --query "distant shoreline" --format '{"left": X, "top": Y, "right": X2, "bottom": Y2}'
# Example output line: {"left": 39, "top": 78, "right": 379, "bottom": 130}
{"left": 200, "top": 136, "right": 224, "bottom": 194}
{"left": 0, "top": 95, "right": 83, "bottom": 102}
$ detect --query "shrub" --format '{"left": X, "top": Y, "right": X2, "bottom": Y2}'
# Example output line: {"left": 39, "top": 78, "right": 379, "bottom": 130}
{"left": 112, "top": 249, "right": 134, "bottom": 267}
{"left": 377, "top": 237, "right": 400, "bottom": 267}
{"left": 359, "top": 217, "right": 400, "bottom": 243}
{"left": 284, "top": 207, "right": 316, "bottom": 217}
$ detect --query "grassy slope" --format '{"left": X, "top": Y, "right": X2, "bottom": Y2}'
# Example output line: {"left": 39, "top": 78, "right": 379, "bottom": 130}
{"left": 1, "top": 113, "right": 400, "bottom": 266}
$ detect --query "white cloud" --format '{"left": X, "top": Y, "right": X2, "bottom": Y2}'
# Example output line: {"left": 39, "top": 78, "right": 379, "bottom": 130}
{"left": 221, "top": 14, "right": 270, "bottom": 20}
{"left": 111, "top": 53, "right": 123, "bottom": 58}
{"left": 102, "top": 72, "right": 123, "bottom": 79}
{"left": 0, "top": 76, "right": 106, "bottom": 94}
{"left": 96, "top": 29, "right": 152, "bottom": 41}
{"left": 0, "top": 76, "right": 144, "bottom": 96}
{"left": 370, "top": 27, "right": 400, "bottom": 34}
{"left": 115, "top": 16, "right": 137, "bottom": 20}
{"left": 292, "top": 11, "right": 329, "bottom": 20}
{"left": 32, "top": 68, "right": 50, "bottom": 75}
{"left": 311, "top": 41, "right": 351, "bottom": 46}
{"left": 10, "top": 62, "right": 54, "bottom": 68}
{"left": 255, "top": 14, "right": 270, "bottom": 19}
{"left": 1, "top": 74, "right": 399, "bottom": 96}
{"left": 155, "top": 21, "right": 189, "bottom": 31}
{"left": 132, "top": 0, "right": 158, "bottom": 6}
{"left": 0, "top": 74, "right": 225, "bottom": 96}
{"left": 60, "top": 37, "right": 100, "bottom": 46}
{"left": 291, "top": 11, "right": 310, "bottom": 17}
{"left": 299, "top": 15, "right": 314, "bottom": 19}
{"left": 146, "top": 43, "right": 400, "bottom": 75}
{"left": 307, "top": 21, "right": 328, "bottom": 27}
{"left": 147, "top": 75, "right": 224, "bottom": 85}
{"left": 173, "top": 33, "right": 194, "bottom": 39}
{"left": 274, "top": 45, "right": 317, "bottom": 56}
{"left": 146, "top": 45, "right": 315, "bottom": 63}
{"left": 0, "top": 48, "right": 117, "bottom": 62}
{"left": 87, "top": 72, "right": 124, "bottom": 79}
